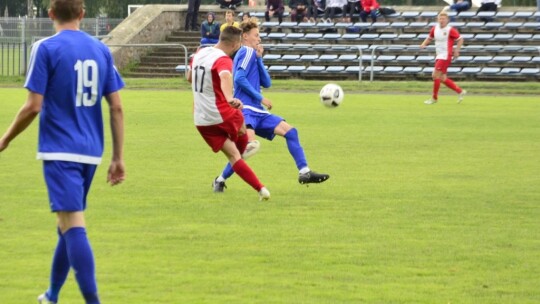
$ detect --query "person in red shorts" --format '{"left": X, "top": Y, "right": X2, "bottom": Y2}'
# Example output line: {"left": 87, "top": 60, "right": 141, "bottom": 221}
{"left": 188, "top": 26, "right": 270, "bottom": 201}
{"left": 420, "top": 11, "right": 467, "bottom": 105}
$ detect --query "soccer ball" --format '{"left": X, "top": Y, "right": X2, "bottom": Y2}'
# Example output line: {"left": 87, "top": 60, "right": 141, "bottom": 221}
{"left": 319, "top": 83, "right": 344, "bottom": 108}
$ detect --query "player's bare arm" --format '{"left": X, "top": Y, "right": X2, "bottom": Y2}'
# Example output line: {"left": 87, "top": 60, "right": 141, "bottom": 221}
{"left": 220, "top": 70, "right": 243, "bottom": 109}
{"left": 105, "top": 92, "right": 126, "bottom": 186}
{"left": 420, "top": 37, "right": 432, "bottom": 48}
{"left": 454, "top": 37, "right": 464, "bottom": 59}
{"left": 0, "top": 92, "right": 43, "bottom": 152}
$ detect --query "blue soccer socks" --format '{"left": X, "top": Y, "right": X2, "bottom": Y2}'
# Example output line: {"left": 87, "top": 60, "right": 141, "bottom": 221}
{"left": 284, "top": 128, "right": 308, "bottom": 171}
{"left": 45, "top": 228, "right": 71, "bottom": 302}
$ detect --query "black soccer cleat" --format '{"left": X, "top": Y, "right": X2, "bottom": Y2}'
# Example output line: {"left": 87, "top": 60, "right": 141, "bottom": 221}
{"left": 298, "top": 171, "right": 330, "bottom": 184}
{"left": 212, "top": 177, "right": 227, "bottom": 193}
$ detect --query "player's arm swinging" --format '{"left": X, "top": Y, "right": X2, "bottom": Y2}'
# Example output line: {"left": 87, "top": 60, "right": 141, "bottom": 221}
{"left": 454, "top": 37, "right": 464, "bottom": 60}
{"left": 0, "top": 92, "right": 43, "bottom": 152}
{"left": 219, "top": 71, "right": 242, "bottom": 109}
{"left": 420, "top": 36, "right": 432, "bottom": 49}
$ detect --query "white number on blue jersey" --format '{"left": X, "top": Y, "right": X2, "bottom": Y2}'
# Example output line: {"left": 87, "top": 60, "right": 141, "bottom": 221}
{"left": 74, "top": 59, "right": 99, "bottom": 107}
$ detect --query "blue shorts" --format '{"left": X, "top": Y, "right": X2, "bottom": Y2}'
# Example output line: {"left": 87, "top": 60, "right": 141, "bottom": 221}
{"left": 243, "top": 109, "right": 284, "bottom": 140}
{"left": 43, "top": 161, "right": 97, "bottom": 212}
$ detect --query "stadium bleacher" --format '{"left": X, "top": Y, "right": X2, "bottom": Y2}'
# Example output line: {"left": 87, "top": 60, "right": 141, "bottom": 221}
{"left": 175, "top": 10, "right": 540, "bottom": 81}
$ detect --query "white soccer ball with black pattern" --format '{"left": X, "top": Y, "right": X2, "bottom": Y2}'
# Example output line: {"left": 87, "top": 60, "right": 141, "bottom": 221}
{"left": 319, "top": 83, "right": 344, "bottom": 108}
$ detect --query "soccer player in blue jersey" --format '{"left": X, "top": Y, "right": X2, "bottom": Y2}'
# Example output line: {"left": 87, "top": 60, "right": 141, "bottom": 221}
{"left": 0, "top": 1, "right": 125, "bottom": 303}
{"left": 212, "top": 19, "right": 329, "bottom": 192}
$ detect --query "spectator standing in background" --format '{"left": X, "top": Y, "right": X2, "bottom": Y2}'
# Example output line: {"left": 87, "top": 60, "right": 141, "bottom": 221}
{"left": 265, "top": 0, "right": 285, "bottom": 23}
{"left": 290, "top": 0, "right": 310, "bottom": 22}
{"left": 343, "top": 0, "right": 361, "bottom": 22}
{"left": 323, "top": 0, "right": 347, "bottom": 23}
{"left": 359, "top": 0, "right": 380, "bottom": 23}
{"left": 220, "top": 10, "right": 240, "bottom": 32}
{"left": 476, "top": 0, "right": 500, "bottom": 22}
{"left": 185, "top": 0, "right": 201, "bottom": 31}
{"left": 200, "top": 12, "right": 220, "bottom": 45}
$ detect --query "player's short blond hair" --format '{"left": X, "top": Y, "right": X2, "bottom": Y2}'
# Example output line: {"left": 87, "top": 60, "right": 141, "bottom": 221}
{"left": 438, "top": 11, "right": 449, "bottom": 18}
{"left": 240, "top": 19, "right": 259, "bottom": 33}
{"left": 220, "top": 25, "right": 242, "bottom": 44}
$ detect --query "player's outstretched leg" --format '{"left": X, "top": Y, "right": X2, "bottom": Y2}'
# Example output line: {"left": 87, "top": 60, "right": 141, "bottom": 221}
{"left": 284, "top": 128, "right": 330, "bottom": 184}
{"left": 39, "top": 228, "right": 70, "bottom": 304}
{"left": 425, "top": 78, "right": 441, "bottom": 105}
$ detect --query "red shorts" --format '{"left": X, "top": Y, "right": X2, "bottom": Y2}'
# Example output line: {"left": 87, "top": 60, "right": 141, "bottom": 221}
{"left": 196, "top": 110, "right": 244, "bottom": 153}
{"left": 434, "top": 59, "right": 451, "bottom": 74}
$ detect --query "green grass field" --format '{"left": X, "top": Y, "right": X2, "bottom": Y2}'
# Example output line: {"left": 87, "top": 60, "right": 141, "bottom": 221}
{"left": 0, "top": 86, "right": 539, "bottom": 303}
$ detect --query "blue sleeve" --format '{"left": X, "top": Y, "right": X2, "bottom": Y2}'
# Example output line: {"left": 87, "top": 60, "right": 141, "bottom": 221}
{"left": 257, "top": 58, "right": 271, "bottom": 88}
{"left": 24, "top": 41, "right": 49, "bottom": 95}
{"left": 103, "top": 46, "right": 125, "bottom": 95}
{"left": 235, "top": 69, "right": 263, "bottom": 102}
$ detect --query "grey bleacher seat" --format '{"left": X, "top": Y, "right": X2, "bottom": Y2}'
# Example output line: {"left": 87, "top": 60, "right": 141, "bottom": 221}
{"left": 460, "top": 33, "right": 475, "bottom": 40}
{"left": 268, "top": 32, "right": 286, "bottom": 39}
{"left": 532, "top": 56, "right": 540, "bottom": 63}
{"left": 513, "top": 12, "right": 533, "bottom": 19}
{"left": 467, "top": 22, "right": 485, "bottom": 29}
{"left": 462, "top": 67, "right": 481, "bottom": 74}
{"left": 292, "top": 44, "right": 311, "bottom": 50}
{"left": 353, "top": 22, "right": 372, "bottom": 28}
{"left": 513, "top": 34, "right": 533, "bottom": 41}
{"left": 484, "top": 22, "right": 504, "bottom": 29}
{"left": 268, "top": 65, "right": 287, "bottom": 72}
{"left": 475, "top": 33, "right": 494, "bottom": 40}
{"left": 323, "top": 33, "right": 341, "bottom": 40}
{"left": 260, "top": 32, "right": 268, "bottom": 38}
{"left": 419, "top": 11, "right": 438, "bottom": 19}
{"left": 372, "top": 22, "right": 391, "bottom": 29}
{"left": 417, "top": 55, "right": 434, "bottom": 63}
{"left": 326, "top": 66, "right": 346, "bottom": 73}
{"left": 462, "top": 45, "right": 484, "bottom": 52}
{"left": 396, "top": 55, "right": 415, "bottom": 62}
{"left": 523, "top": 22, "right": 540, "bottom": 29}
{"left": 455, "top": 55, "right": 474, "bottom": 63}
{"left": 286, "top": 33, "right": 304, "bottom": 39}
{"left": 345, "top": 66, "right": 362, "bottom": 73}
{"left": 512, "top": 56, "right": 532, "bottom": 63}
{"left": 401, "top": 11, "right": 420, "bottom": 19}
{"left": 377, "top": 55, "right": 396, "bottom": 62}
{"left": 477, "top": 11, "right": 496, "bottom": 20}
{"left": 503, "top": 45, "right": 523, "bottom": 52}
{"left": 496, "top": 11, "right": 514, "bottom": 18}
{"left": 334, "top": 22, "right": 353, "bottom": 28}
{"left": 360, "top": 33, "right": 379, "bottom": 41}
{"left": 287, "top": 66, "right": 306, "bottom": 73}
{"left": 318, "top": 54, "right": 339, "bottom": 61}
{"left": 315, "top": 22, "right": 335, "bottom": 29}
{"left": 447, "top": 67, "right": 461, "bottom": 74}
{"left": 338, "top": 54, "right": 358, "bottom": 61}
{"left": 380, "top": 33, "right": 398, "bottom": 40}
{"left": 457, "top": 11, "right": 476, "bottom": 19}
{"left": 251, "top": 12, "right": 267, "bottom": 18}
{"left": 422, "top": 67, "right": 434, "bottom": 74}
{"left": 533, "top": 34, "right": 540, "bottom": 41}
{"left": 365, "top": 66, "right": 384, "bottom": 73}
{"left": 342, "top": 33, "right": 360, "bottom": 39}
{"left": 492, "top": 55, "right": 512, "bottom": 63}
{"left": 417, "top": 33, "right": 429, "bottom": 40}
{"left": 520, "top": 68, "right": 540, "bottom": 75}
{"left": 384, "top": 66, "right": 403, "bottom": 73}
{"left": 481, "top": 67, "right": 501, "bottom": 74}
{"left": 473, "top": 56, "right": 494, "bottom": 63}
{"left": 448, "top": 21, "right": 466, "bottom": 28}
{"left": 521, "top": 46, "right": 539, "bottom": 52}
{"left": 279, "top": 22, "right": 298, "bottom": 29}
{"left": 299, "top": 54, "right": 318, "bottom": 62}
{"left": 398, "top": 33, "right": 417, "bottom": 40}
{"left": 447, "top": 11, "right": 457, "bottom": 18}
{"left": 484, "top": 45, "right": 502, "bottom": 52}
{"left": 298, "top": 22, "right": 314, "bottom": 29}
{"left": 275, "top": 43, "right": 293, "bottom": 50}
{"left": 504, "top": 22, "right": 524, "bottom": 29}
{"left": 175, "top": 65, "right": 187, "bottom": 72}
{"left": 306, "top": 66, "right": 326, "bottom": 72}
{"left": 494, "top": 33, "right": 513, "bottom": 41}
{"left": 261, "top": 21, "right": 279, "bottom": 28}
{"left": 361, "top": 54, "right": 375, "bottom": 61}
{"left": 390, "top": 22, "right": 409, "bottom": 29}
{"left": 500, "top": 67, "right": 521, "bottom": 74}
{"left": 303, "top": 33, "right": 323, "bottom": 39}
{"left": 312, "top": 44, "right": 330, "bottom": 51}
{"left": 263, "top": 54, "right": 281, "bottom": 60}
{"left": 281, "top": 54, "right": 300, "bottom": 61}
{"left": 403, "top": 66, "right": 423, "bottom": 73}
{"left": 408, "top": 21, "right": 428, "bottom": 28}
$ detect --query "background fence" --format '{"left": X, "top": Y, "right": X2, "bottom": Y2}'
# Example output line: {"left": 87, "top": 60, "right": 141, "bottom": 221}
{"left": 0, "top": 17, "right": 123, "bottom": 76}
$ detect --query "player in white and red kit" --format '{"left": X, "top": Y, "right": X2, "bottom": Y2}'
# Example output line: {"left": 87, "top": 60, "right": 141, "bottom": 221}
{"left": 188, "top": 26, "right": 270, "bottom": 201}
{"left": 420, "top": 11, "right": 467, "bottom": 105}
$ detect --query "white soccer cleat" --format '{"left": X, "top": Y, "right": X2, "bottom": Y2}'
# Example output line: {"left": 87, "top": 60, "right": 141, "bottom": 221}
{"left": 458, "top": 90, "right": 467, "bottom": 104}
{"left": 258, "top": 187, "right": 271, "bottom": 201}
{"left": 38, "top": 293, "right": 56, "bottom": 304}
{"left": 424, "top": 98, "right": 438, "bottom": 105}
{"left": 242, "top": 140, "right": 260, "bottom": 160}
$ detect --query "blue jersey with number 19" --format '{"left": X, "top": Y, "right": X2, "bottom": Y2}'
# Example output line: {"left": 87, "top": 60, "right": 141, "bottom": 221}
{"left": 25, "top": 30, "right": 124, "bottom": 165}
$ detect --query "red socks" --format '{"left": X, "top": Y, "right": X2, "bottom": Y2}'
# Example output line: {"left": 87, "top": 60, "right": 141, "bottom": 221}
{"left": 235, "top": 133, "right": 248, "bottom": 155}
{"left": 444, "top": 78, "right": 462, "bottom": 93}
{"left": 232, "top": 159, "right": 263, "bottom": 191}
{"left": 432, "top": 78, "right": 441, "bottom": 100}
